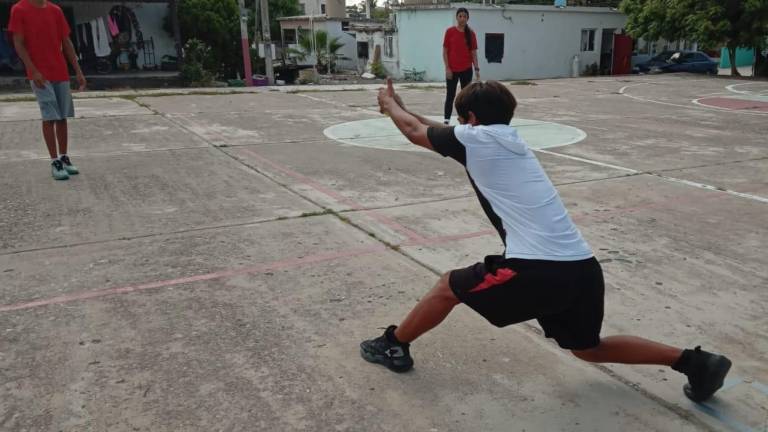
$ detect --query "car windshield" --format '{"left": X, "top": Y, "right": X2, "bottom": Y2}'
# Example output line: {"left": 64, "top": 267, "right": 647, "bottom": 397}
{"left": 650, "top": 51, "right": 676, "bottom": 62}
{"left": 680, "top": 53, "right": 697, "bottom": 62}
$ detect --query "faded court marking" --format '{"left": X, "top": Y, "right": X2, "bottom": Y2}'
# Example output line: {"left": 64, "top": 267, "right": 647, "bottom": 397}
{"left": 323, "top": 117, "right": 587, "bottom": 152}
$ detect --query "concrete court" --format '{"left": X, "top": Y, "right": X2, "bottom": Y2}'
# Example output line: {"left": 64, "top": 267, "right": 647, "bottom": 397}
{"left": 0, "top": 74, "right": 766, "bottom": 432}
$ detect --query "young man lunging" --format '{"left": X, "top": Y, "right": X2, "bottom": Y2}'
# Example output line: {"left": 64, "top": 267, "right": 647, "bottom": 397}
{"left": 360, "top": 79, "right": 732, "bottom": 403}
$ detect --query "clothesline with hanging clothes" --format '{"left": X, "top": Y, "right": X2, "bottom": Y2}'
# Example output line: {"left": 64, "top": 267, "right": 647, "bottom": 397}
{"left": 76, "top": 17, "right": 111, "bottom": 59}
{"left": 74, "top": 5, "right": 145, "bottom": 60}
{"left": 110, "top": 5, "right": 145, "bottom": 49}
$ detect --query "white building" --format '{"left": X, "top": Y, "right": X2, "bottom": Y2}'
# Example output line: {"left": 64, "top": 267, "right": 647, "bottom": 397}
{"left": 297, "top": 0, "right": 327, "bottom": 17}
{"left": 351, "top": 22, "right": 398, "bottom": 75}
{"left": 278, "top": 0, "right": 362, "bottom": 71}
{"left": 278, "top": 16, "right": 358, "bottom": 71}
{"left": 279, "top": 2, "right": 631, "bottom": 80}
{"left": 394, "top": 3, "right": 628, "bottom": 80}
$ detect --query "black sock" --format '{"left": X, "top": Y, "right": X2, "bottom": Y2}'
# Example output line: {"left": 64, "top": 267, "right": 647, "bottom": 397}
{"left": 671, "top": 348, "right": 695, "bottom": 374}
{"left": 385, "top": 325, "right": 405, "bottom": 345}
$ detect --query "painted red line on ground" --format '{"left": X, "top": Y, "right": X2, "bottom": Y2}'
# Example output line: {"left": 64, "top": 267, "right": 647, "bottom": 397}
{"left": 0, "top": 245, "right": 388, "bottom": 313}
{"left": 238, "top": 148, "right": 428, "bottom": 242}
{"left": 697, "top": 97, "right": 768, "bottom": 112}
{"left": 402, "top": 229, "right": 496, "bottom": 246}
{"left": 1, "top": 183, "right": 737, "bottom": 314}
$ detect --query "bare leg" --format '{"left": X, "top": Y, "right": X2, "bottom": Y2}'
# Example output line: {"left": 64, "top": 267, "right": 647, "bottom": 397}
{"left": 572, "top": 335, "right": 682, "bottom": 366}
{"left": 394, "top": 273, "right": 461, "bottom": 343}
{"left": 55, "top": 120, "right": 68, "bottom": 155}
{"left": 42, "top": 121, "right": 57, "bottom": 159}
{"left": 391, "top": 274, "right": 682, "bottom": 365}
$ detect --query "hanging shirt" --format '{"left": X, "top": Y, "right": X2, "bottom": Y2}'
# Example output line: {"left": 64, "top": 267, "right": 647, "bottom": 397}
{"left": 428, "top": 124, "right": 594, "bottom": 261}
{"left": 81, "top": 22, "right": 96, "bottom": 59}
{"left": 8, "top": 0, "right": 71, "bottom": 82}
{"left": 92, "top": 17, "right": 111, "bottom": 57}
{"left": 107, "top": 15, "right": 119, "bottom": 37}
{"left": 443, "top": 26, "right": 477, "bottom": 73}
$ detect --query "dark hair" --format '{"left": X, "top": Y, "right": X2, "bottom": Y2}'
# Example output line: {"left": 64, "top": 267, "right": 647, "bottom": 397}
{"left": 455, "top": 81, "right": 517, "bottom": 125}
{"left": 456, "top": 8, "right": 473, "bottom": 51}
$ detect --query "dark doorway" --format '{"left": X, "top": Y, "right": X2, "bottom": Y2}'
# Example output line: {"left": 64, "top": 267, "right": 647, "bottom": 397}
{"left": 600, "top": 28, "right": 614, "bottom": 75}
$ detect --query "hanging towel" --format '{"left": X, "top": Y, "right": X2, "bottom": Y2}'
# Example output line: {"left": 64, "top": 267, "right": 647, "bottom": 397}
{"left": 92, "top": 18, "right": 111, "bottom": 57}
{"left": 107, "top": 15, "right": 119, "bottom": 37}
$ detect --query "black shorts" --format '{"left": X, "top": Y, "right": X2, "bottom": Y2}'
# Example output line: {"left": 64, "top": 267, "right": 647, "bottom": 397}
{"left": 449, "top": 255, "right": 604, "bottom": 350}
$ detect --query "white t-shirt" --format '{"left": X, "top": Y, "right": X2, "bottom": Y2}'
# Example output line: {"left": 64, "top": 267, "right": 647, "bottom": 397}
{"left": 428, "top": 124, "right": 593, "bottom": 261}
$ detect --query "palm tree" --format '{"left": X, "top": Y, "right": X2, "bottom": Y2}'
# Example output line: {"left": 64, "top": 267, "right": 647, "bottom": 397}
{"left": 288, "top": 30, "right": 347, "bottom": 73}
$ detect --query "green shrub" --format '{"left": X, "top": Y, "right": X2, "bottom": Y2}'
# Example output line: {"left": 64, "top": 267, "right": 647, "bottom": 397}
{"left": 370, "top": 61, "right": 387, "bottom": 79}
{"left": 172, "top": 0, "right": 240, "bottom": 78}
{"left": 180, "top": 39, "right": 215, "bottom": 86}
{"left": 167, "top": 0, "right": 301, "bottom": 78}
{"left": 581, "top": 62, "right": 599, "bottom": 77}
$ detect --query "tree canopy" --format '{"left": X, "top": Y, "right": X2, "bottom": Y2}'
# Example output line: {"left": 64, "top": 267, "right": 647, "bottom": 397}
{"left": 255, "top": 0, "right": 302, "bottom": 42}
{"left": 620, "top": 0, "right": 768, "bottom": 75}
{"left": 170, "top": 0, "right": 301, "bottom": 78}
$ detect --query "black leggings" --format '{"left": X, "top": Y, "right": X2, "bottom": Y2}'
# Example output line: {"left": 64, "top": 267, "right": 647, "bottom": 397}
{"left": 444, "top": 68, "right": 473, "bottom": 120}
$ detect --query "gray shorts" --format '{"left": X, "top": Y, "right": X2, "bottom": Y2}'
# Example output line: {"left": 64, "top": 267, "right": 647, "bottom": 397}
{"left": 31, "top": 81, "right": 75, "bottom": 121}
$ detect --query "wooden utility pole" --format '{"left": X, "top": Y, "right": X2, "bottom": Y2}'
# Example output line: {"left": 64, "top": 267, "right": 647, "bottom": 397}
{"left": 238, "top": 0, "right": 254, "bottom": 86}
{"left": 259, "top": 0, "right": 275, "bottom": 84}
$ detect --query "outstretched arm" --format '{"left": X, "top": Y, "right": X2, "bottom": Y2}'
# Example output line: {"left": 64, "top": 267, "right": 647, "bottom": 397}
{"left": 411, "top": 112, "right": 448, "bottom": 129}
{"left": 378, "top": 79, "right": 433, "bottom": 150}
{"left": 387, "top": 80, "right": 449, "bottom": 129}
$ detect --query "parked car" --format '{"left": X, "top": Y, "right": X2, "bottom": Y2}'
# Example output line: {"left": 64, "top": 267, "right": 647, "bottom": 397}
{"left": 634, "top": 51, "right": 718, "bottom": 75}
{"left": 632, "top": 50, "right": 675, "bottom": 72}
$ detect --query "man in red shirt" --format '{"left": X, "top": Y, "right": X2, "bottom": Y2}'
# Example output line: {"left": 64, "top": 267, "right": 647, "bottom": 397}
{"left": 9, "top": 0, "right": 87, "bottom": 180}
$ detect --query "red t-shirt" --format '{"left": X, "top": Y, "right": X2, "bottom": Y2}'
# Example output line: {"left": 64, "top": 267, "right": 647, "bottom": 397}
{"left": 443, "top": 26, "right": 477, "bottom": 73}
{"left": 8, "top": 0, "right": 71, "bottom": 82}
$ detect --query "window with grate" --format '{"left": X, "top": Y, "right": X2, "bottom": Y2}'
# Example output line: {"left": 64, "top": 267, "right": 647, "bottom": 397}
{"left": 485, "top": 33, "right": 504, "bottom": 63}
{"left": 581, "top": 29, "right": 595, "bottom": 52}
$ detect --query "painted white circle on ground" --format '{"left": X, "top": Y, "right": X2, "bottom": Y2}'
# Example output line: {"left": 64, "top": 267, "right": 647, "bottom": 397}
{"left": 726, "top": 82, "right": 768, "bottom": 96}
{"left": 323, "top": 117, "right": 587, "bottom": 152}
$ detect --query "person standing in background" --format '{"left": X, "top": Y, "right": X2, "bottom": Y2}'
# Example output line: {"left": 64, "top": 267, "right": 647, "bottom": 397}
{"left": 442, "top": 7, "right": 479, "bottom": 125}
{"left": 9, "top": 0, "right": 86, "bottom": 180}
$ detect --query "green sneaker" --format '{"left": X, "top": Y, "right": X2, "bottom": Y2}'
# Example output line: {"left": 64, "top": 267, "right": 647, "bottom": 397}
{"left": 59, "top": 155, "right": 79, "bottom": 175}
{"left": 51, "top": 159, "right": 69, "bottom": 180}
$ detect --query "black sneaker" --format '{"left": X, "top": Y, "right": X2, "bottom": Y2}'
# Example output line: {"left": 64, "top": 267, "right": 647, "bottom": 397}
{"left": 674, "top": 346, "right": 732, "bottom": 402}
{"left": 360, "top": 325, "right": 414, "bottom": 373}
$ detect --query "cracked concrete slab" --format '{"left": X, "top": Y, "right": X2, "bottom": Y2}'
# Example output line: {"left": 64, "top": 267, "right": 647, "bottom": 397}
{"left": 0, "top": 148, "right": 318, "bottom": 252}
{"left": 0, "top": 98, "right": 152, "bottom": 122}
{"left": 1, "top": 74, "right": 766, "bottom": 431}
{"left": 0, "top": 116, "right": 208, "bottom": 161}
